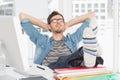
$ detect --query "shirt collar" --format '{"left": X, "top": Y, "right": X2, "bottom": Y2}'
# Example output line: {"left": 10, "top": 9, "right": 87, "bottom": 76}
{"left": 49, "top": 36, "right": 66, "bottom": 42}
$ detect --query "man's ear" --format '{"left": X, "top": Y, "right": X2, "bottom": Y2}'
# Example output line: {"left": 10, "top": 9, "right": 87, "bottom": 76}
{"left": 65, "top": 23, "right": 68, "bottom": 29}
{"left": 47, "top": 24, "right": 51, "bottom": 31}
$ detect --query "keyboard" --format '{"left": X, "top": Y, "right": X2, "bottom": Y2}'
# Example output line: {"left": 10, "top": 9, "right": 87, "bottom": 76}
{"left": 19, "top": 76, "right": 48, "bottom": 80}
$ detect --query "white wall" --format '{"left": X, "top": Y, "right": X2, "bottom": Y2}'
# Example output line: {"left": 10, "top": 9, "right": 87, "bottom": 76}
{"left": 58, "top": 0, "right": 72, "bottom": 21}
{"left": 113, "top": 0, "right": 119, "bottom": 72}
{"left": 14, "top": 0, "right": 48, "bottom": 19}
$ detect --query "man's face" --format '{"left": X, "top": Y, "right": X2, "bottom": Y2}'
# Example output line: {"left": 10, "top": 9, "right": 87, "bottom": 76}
{"left": 49, "top": 15, "right": 65, "bottom": 33}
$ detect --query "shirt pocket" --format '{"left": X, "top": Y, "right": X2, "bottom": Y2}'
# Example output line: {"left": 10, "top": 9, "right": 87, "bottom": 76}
{"left": 37, "top": 40, "right": 47, "bottom": 50}
{"left": 36, "top": 35, "right": 48, "bottom": 49}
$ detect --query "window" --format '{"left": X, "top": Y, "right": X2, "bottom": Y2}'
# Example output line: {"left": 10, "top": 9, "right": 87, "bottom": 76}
{"left": 94, "top": 9, "right": 98, "bottom": 12}
{"left": 87, "top": 4, "right": 91, "bottom": 8}
{"left": 4, "top": 9, "right": 12, "bottom": 15}
{"left": 75, "top": 4, "right": 79, "bottom": 8}
{"left": 96, "top": 16, "right": 98, "bottom": 19}
{"left": 0, "top": 10, "right": 4, "bottom": 15}
{"left": 101, "top": 16, "right": 105, "bottom": 19}
{"left": 101, "top": 9, "right": 105, "bottom": 13}
{"left": 101, "top": 3, "right": 105, "bottom": 8}
{"left": 81, "top": 9, "right": 85, "bottom": 12}
{"left": 81, "top": 4, "right": 85, "bottom": 8}
{"left": 94, "top": 3, "right": 98, "bottom": 8}
{"left": 88, "top": 9, "right": 92, "bottom": 12}
{"left": 0, "top": 1, "right": 14, "bottom": 16}
{"left": 75, "top": 9, "right": 79, "bottom": 13}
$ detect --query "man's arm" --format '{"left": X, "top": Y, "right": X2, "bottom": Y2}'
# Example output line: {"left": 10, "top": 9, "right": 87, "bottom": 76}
{"left": 19, "top": 12, "right": 48, "bottom": 30}
{"left": 65, "top": 12, "right": 95, "bottom": 28}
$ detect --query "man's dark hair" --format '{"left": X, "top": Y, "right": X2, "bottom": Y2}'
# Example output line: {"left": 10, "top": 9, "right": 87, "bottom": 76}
{"left": 47, "top": 11, "right": 64, "bottom": 24}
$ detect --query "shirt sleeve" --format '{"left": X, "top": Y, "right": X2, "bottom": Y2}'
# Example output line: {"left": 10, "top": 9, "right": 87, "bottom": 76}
{"left": 69, "top": 19, "right": 90, "bottom": 43}
{"left": 20, "top": 18, "right": 45, "bottom": 45}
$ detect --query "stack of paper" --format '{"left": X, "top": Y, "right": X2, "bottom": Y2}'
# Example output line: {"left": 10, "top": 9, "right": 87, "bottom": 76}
{"left": 53, "top": 66, "right": 117, "bottom": 80}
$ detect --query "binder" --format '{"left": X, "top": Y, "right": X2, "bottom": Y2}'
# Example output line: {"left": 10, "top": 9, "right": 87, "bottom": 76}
{"left": 71, "top": 74, "right": 117, "bottom": 80}
{"left": 54, "top": 73, "right": 117, "bottom": 80}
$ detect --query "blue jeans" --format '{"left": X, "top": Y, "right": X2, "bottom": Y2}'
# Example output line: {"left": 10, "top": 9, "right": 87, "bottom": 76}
{"left": 48, "top": 47, "right": 104, "bottom": 69}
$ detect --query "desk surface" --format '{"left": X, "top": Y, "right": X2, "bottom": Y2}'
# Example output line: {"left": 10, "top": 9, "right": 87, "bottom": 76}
{"left": 0, "top": 65, "right": 55, "bottom": 80}
{"left": 0, "top": 65, "right": 120, "bottom": 80}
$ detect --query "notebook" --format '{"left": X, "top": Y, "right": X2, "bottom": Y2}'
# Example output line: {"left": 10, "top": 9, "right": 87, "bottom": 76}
{"left": 54, "top": 66, "right": 113, "bottom": 78}
{"left": 54, "top": 66, "right": 107, "bottom": 74}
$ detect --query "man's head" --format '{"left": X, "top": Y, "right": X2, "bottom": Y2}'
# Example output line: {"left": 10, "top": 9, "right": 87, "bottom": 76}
{"left": 47, "top": 11, "right": 66, "bottom": 33}
{"left": 47, "top": 11, "right": 64, "bottom": 24}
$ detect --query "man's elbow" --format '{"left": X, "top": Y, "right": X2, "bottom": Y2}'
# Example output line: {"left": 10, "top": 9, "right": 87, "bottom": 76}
{"left": 88, "top": 12, "right": 96, "bottom": 19}
{"left": 19, "top": 12, "right": 26, "bottom": 20}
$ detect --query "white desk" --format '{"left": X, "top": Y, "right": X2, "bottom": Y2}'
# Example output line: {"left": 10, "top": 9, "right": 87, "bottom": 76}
{"left": 0, "top": 65, "right": 55, "bottom": 80}
{"left": 0, "top": 66, "right": 25, "bottom": 80}
{"left": 0, "top": 65, "right": 119, "bottom": 80}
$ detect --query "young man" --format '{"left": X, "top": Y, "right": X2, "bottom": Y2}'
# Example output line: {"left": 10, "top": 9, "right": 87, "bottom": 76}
{"left": 19, "top": 11, "right": 103, "bottom": 69}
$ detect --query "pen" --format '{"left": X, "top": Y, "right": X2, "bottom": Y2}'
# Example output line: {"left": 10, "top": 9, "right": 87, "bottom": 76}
{"left": 37, "top": 66, "right": 45, "bottom": 70}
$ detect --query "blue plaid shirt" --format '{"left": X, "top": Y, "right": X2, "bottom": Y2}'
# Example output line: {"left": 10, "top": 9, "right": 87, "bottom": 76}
{"left": 20, "top": 18, "right": 90, "bottom": 64}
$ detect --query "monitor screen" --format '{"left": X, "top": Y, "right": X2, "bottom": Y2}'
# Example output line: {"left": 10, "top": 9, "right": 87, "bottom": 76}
{"left": 0, "top": 16, "right": 30, "bottom": 71}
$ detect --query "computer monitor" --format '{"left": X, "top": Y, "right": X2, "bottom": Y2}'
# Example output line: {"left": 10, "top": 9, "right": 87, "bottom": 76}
{"left": 0, "top": 16, "right": 30, "bottom": 71}
{"left": 0, "top": 16, "right": 54, "bottom": 79}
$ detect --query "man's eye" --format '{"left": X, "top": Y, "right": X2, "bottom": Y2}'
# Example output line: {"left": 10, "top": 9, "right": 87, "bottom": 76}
{"left": 52, "top": 20, "right": 58, "bottom": 22}
{"left": 51, "top": 19, "right": 64, "bottom": 23}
